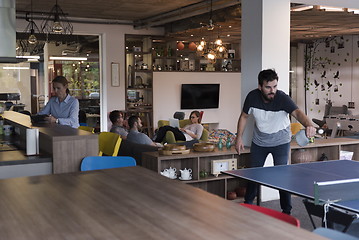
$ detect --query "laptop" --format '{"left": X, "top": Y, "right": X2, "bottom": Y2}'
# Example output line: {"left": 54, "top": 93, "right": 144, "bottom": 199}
{"left": 30, "top": 114, "right": 49, "bottom": 124}
{"left": 169, "top": 118, "right": 179, "bottom": 128}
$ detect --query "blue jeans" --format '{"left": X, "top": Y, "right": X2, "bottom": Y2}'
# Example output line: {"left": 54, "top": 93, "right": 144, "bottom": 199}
{"left": 244, "top": 142, "right": 292, "bottom": 214}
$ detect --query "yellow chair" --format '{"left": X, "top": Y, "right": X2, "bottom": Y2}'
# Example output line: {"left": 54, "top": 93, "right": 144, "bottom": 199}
{"left": 98, "top": 132, "right": 122, "bottom": 156}
{"left": 78, "top": 126, "right": 95, "bottom": 133}
{"left": 291, "top": 122, "right": 303, "bottom": 135}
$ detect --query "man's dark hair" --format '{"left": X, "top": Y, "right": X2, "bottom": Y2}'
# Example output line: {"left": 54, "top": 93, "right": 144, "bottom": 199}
{"left": 258, "top": 69, "right": 278, "bottom": 86}
{"left": 128, "top": 115, "right": 139, "bottom": 128}
{"left": 109, "top": 110, "right": 123, "bottom": 124}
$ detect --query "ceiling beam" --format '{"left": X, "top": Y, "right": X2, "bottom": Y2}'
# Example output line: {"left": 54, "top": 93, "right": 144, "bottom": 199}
{"left": 134, "top": 0, "right": 240, "bottom": 28}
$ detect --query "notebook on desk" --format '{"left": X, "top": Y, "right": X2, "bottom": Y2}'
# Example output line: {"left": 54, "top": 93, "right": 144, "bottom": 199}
{"left": 169, "top": 118, "right": 179, "bottom": 128}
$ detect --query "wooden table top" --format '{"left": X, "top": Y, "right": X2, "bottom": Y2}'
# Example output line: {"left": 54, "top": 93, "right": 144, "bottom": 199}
{"left": 0, "top": 166, "right": 326, "bottom": 240}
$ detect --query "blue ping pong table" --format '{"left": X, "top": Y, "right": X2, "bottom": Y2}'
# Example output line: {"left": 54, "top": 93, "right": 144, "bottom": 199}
{"left": 223, "top": 160, "right": 359, "bottom": 214}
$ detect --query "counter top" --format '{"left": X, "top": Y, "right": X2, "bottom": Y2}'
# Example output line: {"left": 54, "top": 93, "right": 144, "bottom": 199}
{"left": 1, "top": 111, "right": 98, "bottom": 173}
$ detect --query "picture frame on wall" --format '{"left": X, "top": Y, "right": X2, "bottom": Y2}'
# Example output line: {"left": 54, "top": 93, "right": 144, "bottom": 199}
{"left": 111, "top": 62, "right": 120, "bottom": 87}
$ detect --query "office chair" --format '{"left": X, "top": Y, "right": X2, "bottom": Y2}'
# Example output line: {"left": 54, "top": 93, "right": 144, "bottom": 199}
{"left": 98, "top": 132, "right": 122, "bottom": 156}
{"left": 240, "top": 203, "right": 300, "bottom": 227}
{"left": 80, "top": 156, "right": 136, "bottom": 171}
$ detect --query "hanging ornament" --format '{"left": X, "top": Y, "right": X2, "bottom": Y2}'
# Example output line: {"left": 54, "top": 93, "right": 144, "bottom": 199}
{"left": 188, "top": 42, "right": 197, "bottom": 51}
{"left": 177, "top": 41, "right": 184, "bottom": 50}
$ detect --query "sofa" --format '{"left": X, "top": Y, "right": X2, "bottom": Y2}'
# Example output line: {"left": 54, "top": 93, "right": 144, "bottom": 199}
{"left": 157, "top": 119, "right": 209, "bottom": 144}
{"left": 118, "top": 139, "right": 158, "bottom": 166}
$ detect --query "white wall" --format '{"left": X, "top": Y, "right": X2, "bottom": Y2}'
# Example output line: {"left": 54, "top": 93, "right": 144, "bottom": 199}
{"left": 153, "top": 72, "right": 241, "bottom": 133}
{"left": 303, "top": 35, "right": 359, "bottom": 122}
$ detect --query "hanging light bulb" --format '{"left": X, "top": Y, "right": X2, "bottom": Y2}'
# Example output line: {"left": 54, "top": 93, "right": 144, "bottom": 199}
{"left": 207, "top": 51, "right": 216, "bottom": 60}
{"left": 28, "top": 29, "right": 37, "bottom": 44}
{"left": 200, "top": 39, "right": 206, "bottom": 46}
{"left": 215, "top": 37, "right": 223, "bottom": 46}
{"left": 217, "top": 45, "right": 226, "bottom": 53}
{"left": 197, "top": 44, "right": 204, "bottom": 51}
{"left": 52, "top": 21, "right": 64, "bottom": 33}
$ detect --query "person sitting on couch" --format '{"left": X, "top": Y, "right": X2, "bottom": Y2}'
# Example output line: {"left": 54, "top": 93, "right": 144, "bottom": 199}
{"left": 154, "top": 110, "right": 203, "bottom": 143}
{"left": 109, "top": 110, "right": 128, "bottom": 139}
{"left": 127, "top": 115, "right": 157, "bottom": 146}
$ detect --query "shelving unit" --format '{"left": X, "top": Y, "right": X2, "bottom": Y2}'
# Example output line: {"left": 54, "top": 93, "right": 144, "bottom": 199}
{"left": 125, "top": 35, "right": 154, "bottom": 137}
{"left": 142, "top": 148, "right": 251, "bottom": 199}
{"left": 142, "top": 137, "right": 359, "bottom": 200}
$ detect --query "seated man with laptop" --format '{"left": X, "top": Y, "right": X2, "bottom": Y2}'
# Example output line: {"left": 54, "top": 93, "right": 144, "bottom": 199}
{"left": 153, "top": 110, "right": 203, "bottom": 145}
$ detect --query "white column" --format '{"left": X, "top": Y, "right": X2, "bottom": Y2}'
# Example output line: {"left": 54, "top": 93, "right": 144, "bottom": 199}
{"left": 241, "top": 0, "right": 290, "bottom": 146}
{"left": 241, "top": 0, "right": 290, "bottom": 201}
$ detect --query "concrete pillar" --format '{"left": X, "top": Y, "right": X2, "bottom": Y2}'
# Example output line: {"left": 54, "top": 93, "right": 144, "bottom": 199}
{"left": 241, "top": 0, "right": 290, "bottom": 146}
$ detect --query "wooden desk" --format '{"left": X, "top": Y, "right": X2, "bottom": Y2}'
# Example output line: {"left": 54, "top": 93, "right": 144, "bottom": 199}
{"left": 0, "top": 166, "right": 326, "bottom": 239}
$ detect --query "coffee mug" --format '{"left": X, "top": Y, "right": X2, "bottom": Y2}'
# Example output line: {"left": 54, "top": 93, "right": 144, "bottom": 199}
{"left": 3, "top": 125, "right": 13, "bottom": 136}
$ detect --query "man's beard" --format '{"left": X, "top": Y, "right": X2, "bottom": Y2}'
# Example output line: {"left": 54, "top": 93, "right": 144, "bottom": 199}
{"left": 261, "top": 92, "right": 275, "bottom": 102}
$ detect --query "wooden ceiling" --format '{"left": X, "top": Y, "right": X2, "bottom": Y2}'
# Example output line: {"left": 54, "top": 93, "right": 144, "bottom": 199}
{"left": 15, "top": 0, "right": 359, "bottom": 44}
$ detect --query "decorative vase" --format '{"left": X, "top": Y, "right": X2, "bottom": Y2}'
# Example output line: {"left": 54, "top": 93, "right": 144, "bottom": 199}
{"left": 218, "top": 138, "right": 223, "bottom": 150}
{"left": 291, "top": 149, "right": 312, "bottom": 164}
{"left": 226, "top": 138, "right": 231, "bottom": 149}
{"left": 227, "top": 191, "right": 237, "bottom": 200}
{"left": 235, "top": 186, "right": 246, "bottom": 197}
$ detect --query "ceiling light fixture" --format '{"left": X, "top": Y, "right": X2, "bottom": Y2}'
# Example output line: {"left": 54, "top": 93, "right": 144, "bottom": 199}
{"left": 49, "top": 56, "right": 87, "bottom": 61}
{"left": 16, "top": 55, "right": 40, "bottom": 59}
{"left": 195, "top": 0, "right": 226, "bottom": 62}
{"left": 3, "top": 66, "right": 30, "bottom": 70}
{"left": 24, "top": 0, "right": 41, "bottom": 45}
{"left": 41, "top": 0, "right": 73, "bottom": 35}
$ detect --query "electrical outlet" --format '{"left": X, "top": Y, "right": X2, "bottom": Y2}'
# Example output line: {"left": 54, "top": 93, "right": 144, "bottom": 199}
{"left": 348, "top": 102, "right": 355, "bottom": 109}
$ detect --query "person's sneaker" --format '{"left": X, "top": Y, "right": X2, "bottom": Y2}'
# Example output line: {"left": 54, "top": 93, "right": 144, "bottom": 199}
{"left": 282, "top": 210, "right": 291, "bottom": 215}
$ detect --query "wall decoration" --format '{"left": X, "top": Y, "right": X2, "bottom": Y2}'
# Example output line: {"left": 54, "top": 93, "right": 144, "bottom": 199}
{"left": 304, "top": 35, "right": 359, "bottom": 123}
{"left": 111, "top": 62, "right": 120, "bottom": 87}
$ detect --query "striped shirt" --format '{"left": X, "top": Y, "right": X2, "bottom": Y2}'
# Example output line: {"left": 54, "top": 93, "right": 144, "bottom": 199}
{"left": 243, "top": 89, "right": 298, "bottom": 147}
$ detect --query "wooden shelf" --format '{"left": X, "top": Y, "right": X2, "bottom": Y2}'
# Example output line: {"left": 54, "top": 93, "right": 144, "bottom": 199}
{"left": 142, "top": 137, "right": 359, "bottom": 199}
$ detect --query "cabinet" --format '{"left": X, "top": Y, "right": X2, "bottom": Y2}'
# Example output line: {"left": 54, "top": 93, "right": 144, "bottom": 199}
{"left": 142, "top": 148, "right": 251, "bottom": 199}
{"left": 125, "top": 35, "right": 154, "bottom": 137}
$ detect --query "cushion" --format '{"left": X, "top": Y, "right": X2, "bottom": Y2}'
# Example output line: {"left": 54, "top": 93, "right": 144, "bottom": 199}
{"left": 208, "top": 129, "right": 236, "bottom": 145}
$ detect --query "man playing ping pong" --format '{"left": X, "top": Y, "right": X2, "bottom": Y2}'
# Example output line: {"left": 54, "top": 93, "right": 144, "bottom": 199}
{"left": 235, "top": 69, "right": 316, "bottom": 214}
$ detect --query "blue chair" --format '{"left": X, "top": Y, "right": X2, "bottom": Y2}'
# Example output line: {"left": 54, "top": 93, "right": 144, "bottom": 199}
{"left": 80, "top": 156, "right": 136, "bottom": 171}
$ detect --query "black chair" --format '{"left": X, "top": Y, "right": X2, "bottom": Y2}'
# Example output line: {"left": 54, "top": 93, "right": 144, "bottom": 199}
{"left": 303, "top": 199, "right": 357, "bottom": 232}
{"left": 313, "top": 228, "right": 359, "bottom": 240}
{"left": 173, "top": 111, "right": 185, "bottom": 120}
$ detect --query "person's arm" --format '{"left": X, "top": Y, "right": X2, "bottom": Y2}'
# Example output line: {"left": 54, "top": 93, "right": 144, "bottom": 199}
{"left": 182, "top": 124, "right": 203, "bottom": 139}
{"left": 291, "top": 109, "right": 316, "bottom": 138}
{"left": 38, "top": 98, "right": 52, "bottom": 115}
{"left": 235, "top": 112, "right": 249, "bottom": 154}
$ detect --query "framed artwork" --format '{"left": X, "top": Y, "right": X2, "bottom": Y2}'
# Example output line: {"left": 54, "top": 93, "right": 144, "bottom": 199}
{"left": 111, "top": 62, "right": 120, "bottom": 87}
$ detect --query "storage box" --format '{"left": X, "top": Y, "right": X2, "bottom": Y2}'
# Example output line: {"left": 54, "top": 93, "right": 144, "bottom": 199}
{"left": 340, "top": 150, "right": 354, "bottom": 160}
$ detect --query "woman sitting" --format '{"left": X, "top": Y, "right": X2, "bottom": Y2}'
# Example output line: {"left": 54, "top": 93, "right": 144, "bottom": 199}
{"left": 38, "top": 76, "right": 79, "bottom": 128}
{"left": 154, "top": 110, "right": 203, "bottom": 143}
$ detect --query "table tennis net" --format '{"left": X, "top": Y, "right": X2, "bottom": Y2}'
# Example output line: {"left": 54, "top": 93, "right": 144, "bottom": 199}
{"left": 314, "top": 178, "right": 359, "bottom": 205}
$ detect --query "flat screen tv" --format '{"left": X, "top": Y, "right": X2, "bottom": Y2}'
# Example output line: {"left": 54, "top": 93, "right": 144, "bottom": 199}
{"left": 181, "top": 84, "right": 220, "bottom": 109}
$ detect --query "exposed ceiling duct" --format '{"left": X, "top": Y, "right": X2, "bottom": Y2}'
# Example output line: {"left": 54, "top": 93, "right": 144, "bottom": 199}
{"left": 0, "top": 0, "right": 25, "bottom": 63}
